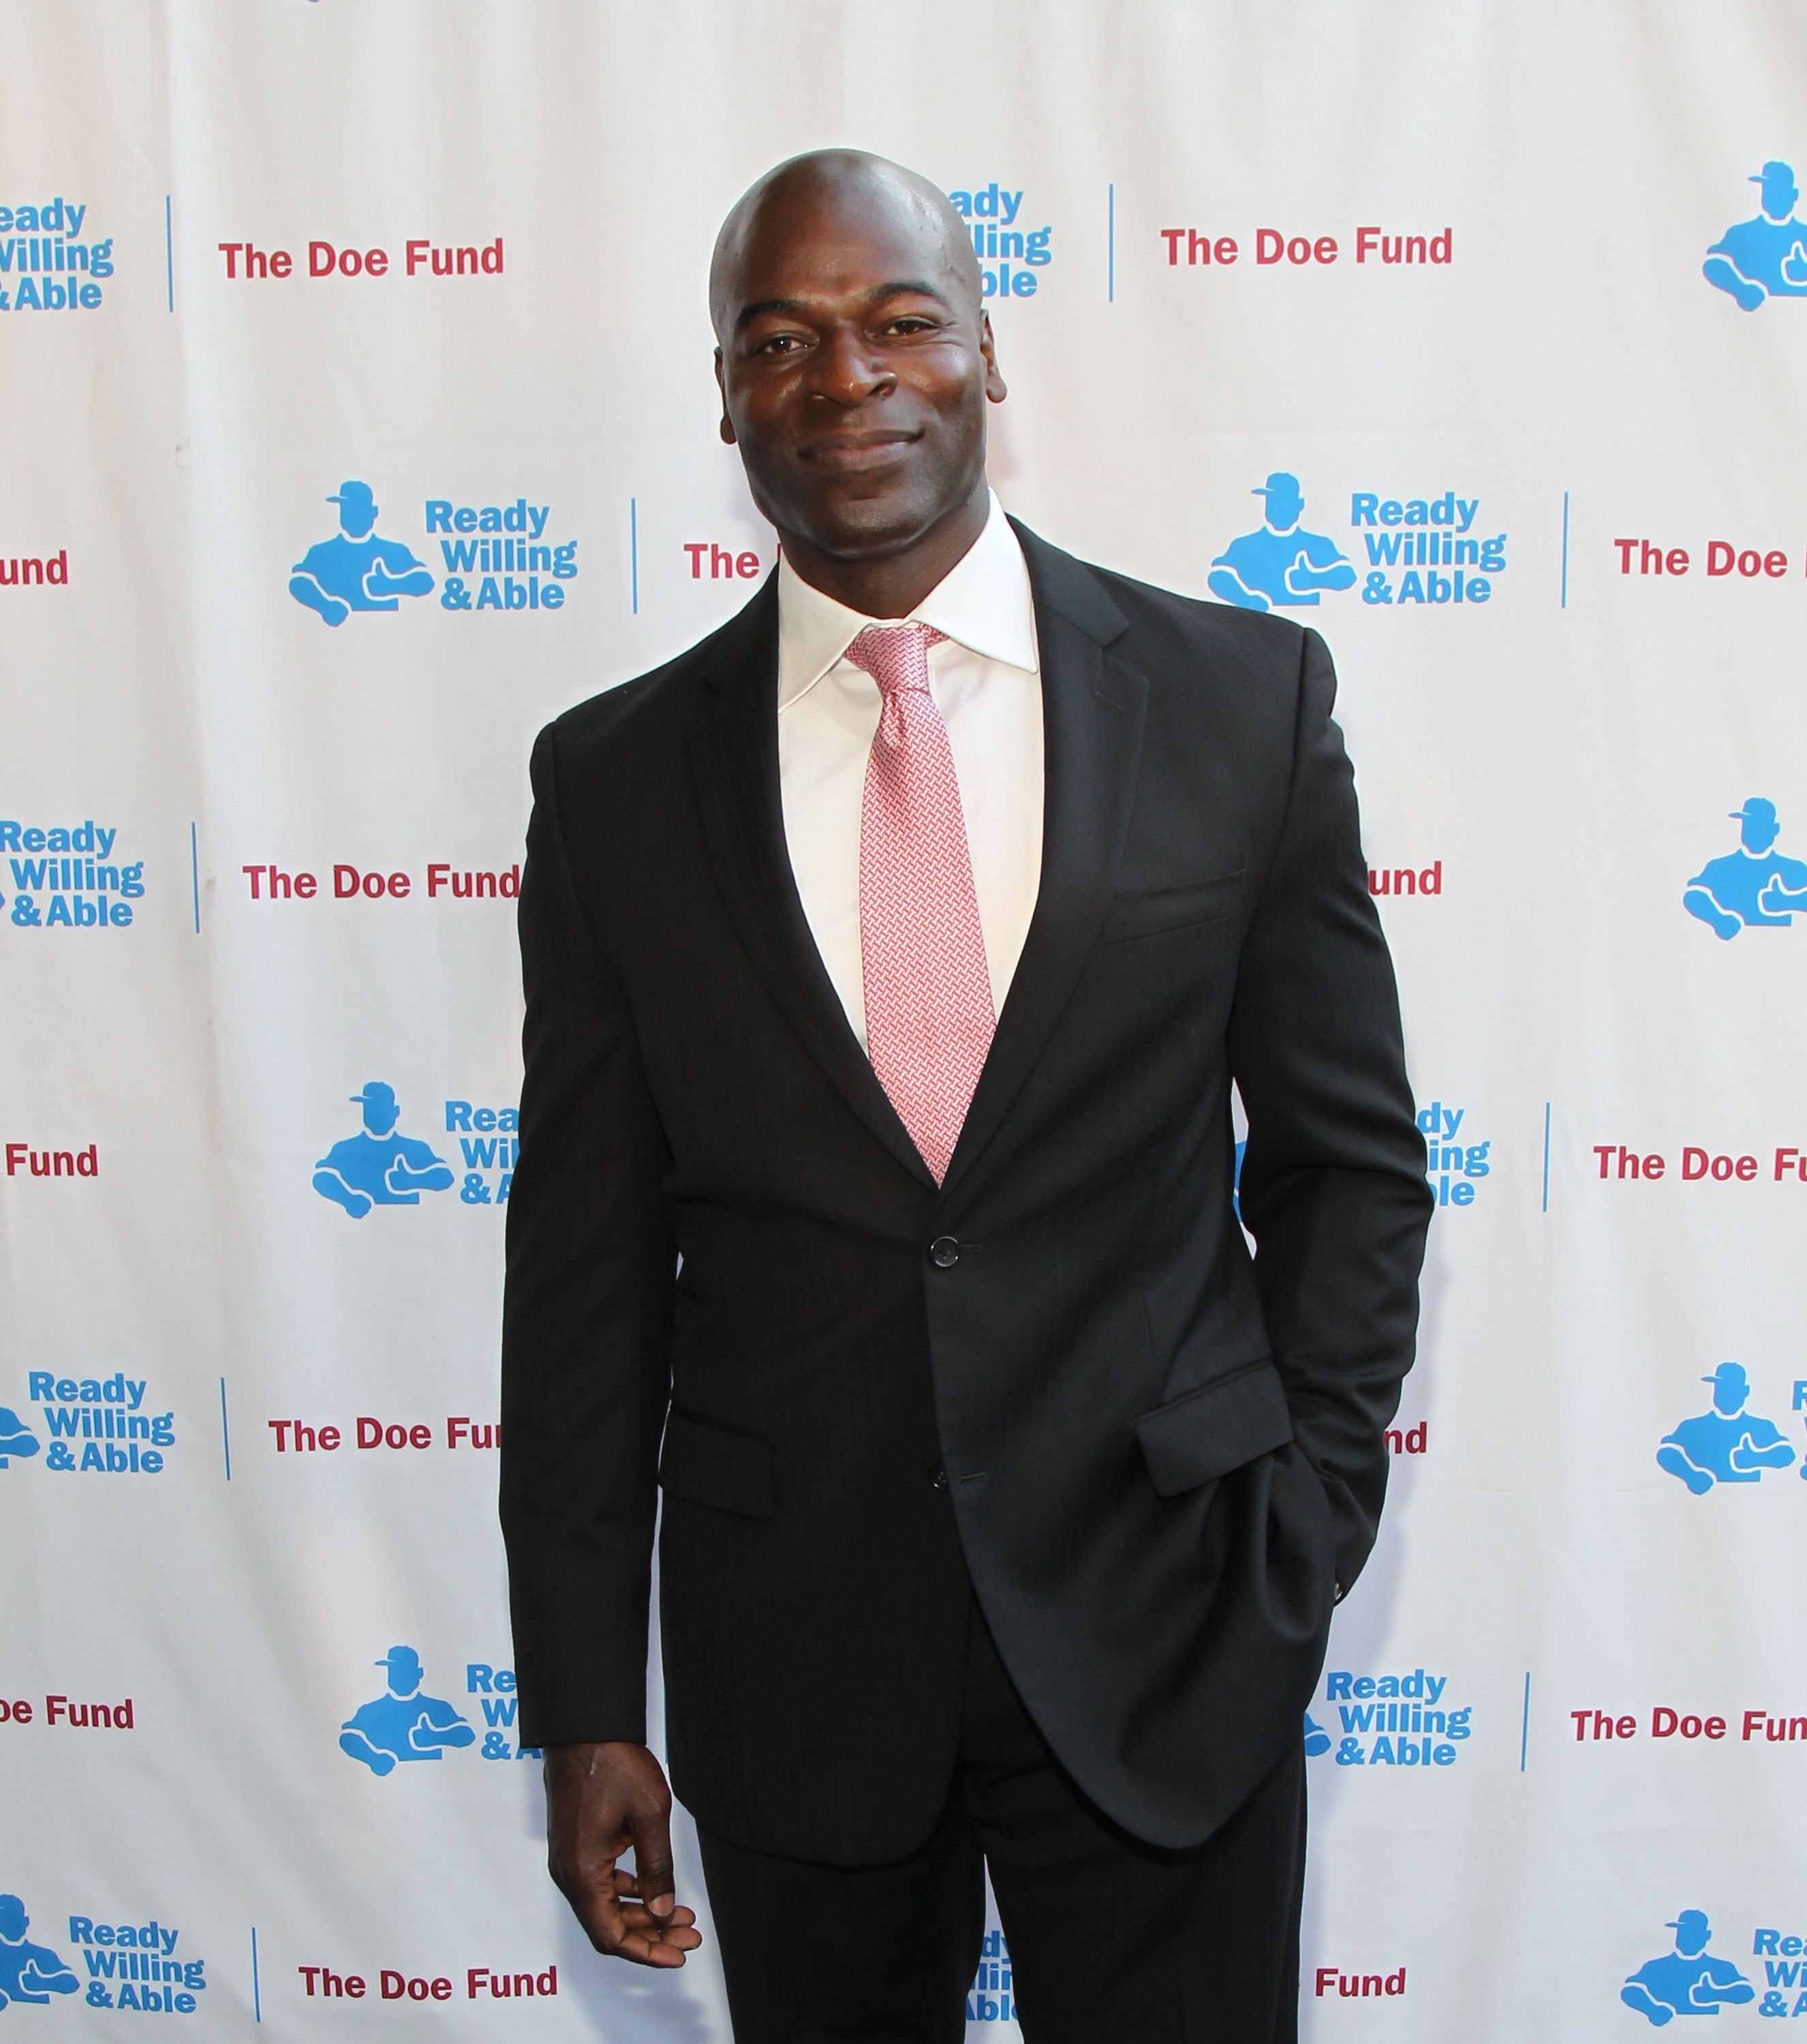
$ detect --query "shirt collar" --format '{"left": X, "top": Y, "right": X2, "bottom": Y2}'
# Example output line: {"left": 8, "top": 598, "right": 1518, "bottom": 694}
{"left": 776, "top": 490, "right": 1040, "bottom": 711}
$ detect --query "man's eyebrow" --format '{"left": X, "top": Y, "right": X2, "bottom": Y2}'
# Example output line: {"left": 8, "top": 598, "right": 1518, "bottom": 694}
{"left": 733, "top": 279, "right": 955, "bottom": 335}
{"left": 734, "top": 296, "right": 810, "bottom": 333}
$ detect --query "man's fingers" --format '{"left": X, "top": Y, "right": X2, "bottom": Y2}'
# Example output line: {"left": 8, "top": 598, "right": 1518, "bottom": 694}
{"left": 612, "top": 1870, "right": 696, "bottom": 1915}
{"left": 628, "top": 1807, "right": 679, "bottom": 1918}
{"left": 590, "top": 1881, "right": 700, "bottom": 1967}
{"left": 557, "top": 1854, "right": 631, "bottom": 1954}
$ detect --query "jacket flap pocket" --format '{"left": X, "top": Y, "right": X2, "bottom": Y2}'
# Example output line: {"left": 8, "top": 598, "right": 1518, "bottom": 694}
{"left": 1134, "top": 1359, "right": 1293, "bottom": 1498}
{"left": 659, "top": 1409, "right": 775, "bottom": 1519}
{"left": 1103, "top": 867, "right": 1246, "bottom": 944}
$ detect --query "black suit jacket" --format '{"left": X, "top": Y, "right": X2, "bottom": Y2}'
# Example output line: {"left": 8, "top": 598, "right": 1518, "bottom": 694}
{"left": 500, "top": 524, "right": 1432, "bottom": 1862}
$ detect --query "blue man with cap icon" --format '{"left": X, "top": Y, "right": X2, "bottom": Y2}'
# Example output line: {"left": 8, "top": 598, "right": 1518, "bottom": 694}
{"left": 1684, "top": 798, "right": 1807, "bottom": 939}
{"left": 1209, "top": 473, "right": 1356, "bottom": 613}
{"left": 0, "top": 1895, "right": 78, "bottom": 2009}
{"left": 1704, "top": 161, "right": 1807, "bottom": 309}
{"left": 312, "top": 1081, "right": 456, "bottom": 1219}
{"left": 0, "top": 1406, "right": 39, "bottom": 1469}
{"left": 339, "top": 1645, "right": 476, "bottom": 1776}
{"left": 1622, "top": 1911, "right": 1754, "bottom": 2024}
{"left": 1657, "top": 1362, "right": 1795, "bottom": 1494}
{"left": 289, "top": 479, "right": 435, "bottom": 625}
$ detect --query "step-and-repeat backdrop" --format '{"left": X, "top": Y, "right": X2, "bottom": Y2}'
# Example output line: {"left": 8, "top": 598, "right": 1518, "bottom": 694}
{"left": 5, "top": 1, "right": 1806, "bottom": 2035}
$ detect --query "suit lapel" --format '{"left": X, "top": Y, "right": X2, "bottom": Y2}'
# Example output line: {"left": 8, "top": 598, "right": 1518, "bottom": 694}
{"left": 688, "top": 578, "right": 938, "bottom": 1189}
{"left": 940, "top": 527, "right": 1146, "bottom": 1203}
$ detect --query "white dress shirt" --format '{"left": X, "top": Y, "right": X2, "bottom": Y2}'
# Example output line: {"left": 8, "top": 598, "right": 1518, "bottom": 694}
{"left": 776, "top": 492, "right": 1044, "bottom": 1048}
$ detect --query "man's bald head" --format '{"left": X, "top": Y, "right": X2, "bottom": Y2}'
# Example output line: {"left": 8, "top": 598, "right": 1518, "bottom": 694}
{"left": 709, "top": 149, "right": 983, "bottom": 341}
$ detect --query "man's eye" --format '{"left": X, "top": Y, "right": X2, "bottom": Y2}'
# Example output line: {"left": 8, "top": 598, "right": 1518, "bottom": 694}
{"left": 756, "top": 333, "right": 806, "bottom": 355}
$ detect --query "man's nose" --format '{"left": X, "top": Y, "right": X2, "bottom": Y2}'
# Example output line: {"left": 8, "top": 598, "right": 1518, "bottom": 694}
{"left": 806, "top": 325, "right": 894, "bottom": 406}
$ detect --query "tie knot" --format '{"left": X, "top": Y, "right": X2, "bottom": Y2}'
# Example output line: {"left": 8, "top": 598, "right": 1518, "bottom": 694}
{"left": 845, "top": 622, "right": 948, "bottom": 698}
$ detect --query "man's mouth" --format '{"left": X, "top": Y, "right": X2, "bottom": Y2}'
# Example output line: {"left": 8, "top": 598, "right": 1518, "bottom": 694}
{"left": 802, "top": 431, "right": 918, "bottom": 471}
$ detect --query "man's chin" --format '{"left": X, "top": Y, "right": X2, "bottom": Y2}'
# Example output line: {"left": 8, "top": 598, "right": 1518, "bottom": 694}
{"left": 790, "top": 491, "right": 966, "bottom": 564}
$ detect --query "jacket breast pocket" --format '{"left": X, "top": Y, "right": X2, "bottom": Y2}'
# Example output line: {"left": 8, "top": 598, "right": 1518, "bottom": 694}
{"left": 1102, "top": 867, "right": 1246, "bottom": 945}
{"left": 659, "top": 1408, "right": 775, "bottom": 1519}
{"left": 1134, "top": 1359, "right": 1294, "bottom": 1497}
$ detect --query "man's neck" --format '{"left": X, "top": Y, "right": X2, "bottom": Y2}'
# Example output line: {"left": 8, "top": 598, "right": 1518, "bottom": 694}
{"left": 777, "top": 482, "right": 991, "bottom": 620}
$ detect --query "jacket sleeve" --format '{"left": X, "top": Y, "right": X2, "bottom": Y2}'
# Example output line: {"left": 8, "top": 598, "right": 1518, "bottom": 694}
{"left": 1226, "top": 627, "right": 1433, "bottom": 1595}
{"left": 500, "top": 719, "right": 677, "bottom": 1748}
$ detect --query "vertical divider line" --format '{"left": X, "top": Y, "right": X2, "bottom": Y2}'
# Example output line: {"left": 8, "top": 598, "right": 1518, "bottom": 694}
{"left": 219, "top": 1378, "right": 232, "bottom": 1481}
{"left": 1520, "top": 1671, "right": 1532, "bottom": 1771}
{"left": 1560, "top": 491, "right": 1570, "bottom": 609}
{"left": 251, "top": 1926, "right": 262, "bottom": 2021}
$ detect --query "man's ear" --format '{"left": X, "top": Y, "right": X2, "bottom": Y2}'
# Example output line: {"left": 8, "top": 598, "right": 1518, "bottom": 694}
{"left": 715, "top": 349, "right": 737, "bottom": 445}
{"left": 978, "top": 312, "right": 1008, "bottom": 404}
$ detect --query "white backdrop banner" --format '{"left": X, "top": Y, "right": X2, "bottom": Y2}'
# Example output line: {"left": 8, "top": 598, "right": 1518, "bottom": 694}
{"left": 5, "top": 1, "right": 1807, "bottom": 2037}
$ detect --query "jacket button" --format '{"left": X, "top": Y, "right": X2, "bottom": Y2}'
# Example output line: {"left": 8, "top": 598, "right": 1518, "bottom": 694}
{"left": 929, "top": 1236, "right": 960, "bottom": 1268}
{"left": 931, "top": 1468, "right": 949, "bottom": 1489}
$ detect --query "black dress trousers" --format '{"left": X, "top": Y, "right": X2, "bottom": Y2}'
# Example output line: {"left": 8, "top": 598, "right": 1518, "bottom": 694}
{"left": 696, "top": 1600, "right": 1308, "bottom": 2044}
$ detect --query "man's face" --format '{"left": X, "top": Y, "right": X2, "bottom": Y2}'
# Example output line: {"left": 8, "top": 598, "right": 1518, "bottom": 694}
{"left": 1265, "top": 486, "right": 1303, "bottom": 531}
{"left": 1742, "top": 811, "right": 1780, "bottom": 853}
{"left": 1762, "top": 172, "right": 1798, "bottom": 219}
{"left": 361, "top": 1091, "right": 399, "bottom": 1136}
{"left": 338, "top": 495, "right": 378, "bottom": 540}
{"left": 1712, "top": 1374, "right": 1744, "bottom": 1414}
{"left": 386, "top": 1654, "right": 422, "bottom": 1695}
{"left": 715, "top": 176, "right": 1003, "bottom": 561}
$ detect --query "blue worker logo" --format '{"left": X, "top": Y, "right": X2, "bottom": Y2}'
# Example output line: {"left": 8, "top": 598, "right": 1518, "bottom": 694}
{"left": 1209, "top": 473, "right": 1356, "bottom": 613}
{"left": 1303, "top": 1714, "right": 1331, "bottom": 1759}
{"left": 313, "top": 1082, "right": 456, "bottom": 1219}
{"left": 290, "top": 480, "right": 435, "bottom": 626}
{"left": 1684, "top": 799, "right": 1807, "bottom": 939}
{"left": 1657, "top": 1363, "right": 1796, "bottom": 1494}
{"left": 1622, "top": 1911, "right": 1754, "bottom": 2025}
{"left": 339, "top": 1645, "right": 476, "bottom": 1776}
{"left": 0, "top": 1894, "right": 78, "bottom": 2010}
{"left": 1704, "top": 161, "right": 1807, "bottom": 311}
{"left": 0, "top": 1406, "right": 40, "bottom": 1468}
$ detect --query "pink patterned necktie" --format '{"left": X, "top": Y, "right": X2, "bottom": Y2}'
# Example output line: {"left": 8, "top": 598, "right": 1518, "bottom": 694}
{"left": 848, "top": 622, "right": 995, "bottom": 1185}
